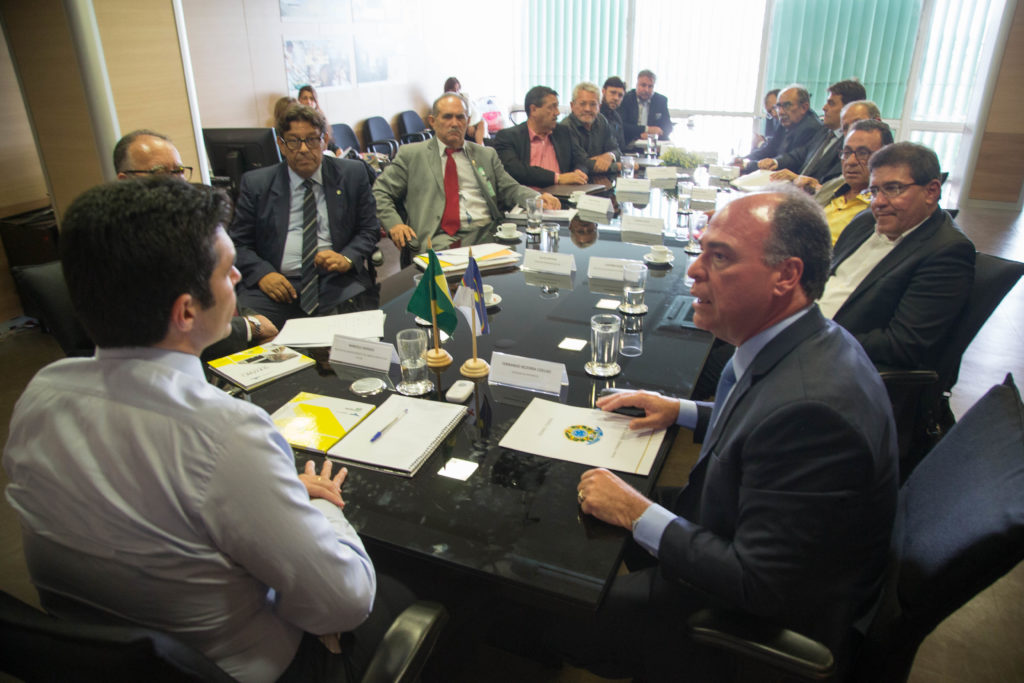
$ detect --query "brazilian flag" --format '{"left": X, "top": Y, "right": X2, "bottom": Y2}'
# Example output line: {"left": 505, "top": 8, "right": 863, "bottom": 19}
{"left": 406, "top": 249, "right": 458, "bottom": 336}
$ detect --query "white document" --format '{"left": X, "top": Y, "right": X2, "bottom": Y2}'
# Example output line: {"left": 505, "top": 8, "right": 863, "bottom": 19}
{"left": 587, "top": 256, "right": 633, "bottom": 280}
{"left": 616, "top": 177, "right": 651, "bottom": 194}
{"left": 522, "top": 250, "right": 576, "bottom": 275}
{"left": 498, "top": 398, "right": 665, "bottom": 476}
{"left": 329, "top": 335, "right": 394, "bottom": 372}
{"left": 489, "top": 352, "right": 567, "bottom": 395}
{"left": 709, "top": 164, "right": 740, "bottom": 180}
{"left": 274, "top": 310, "right": 385, "bottom": 347}
{"left": 621, "top": 215, "right": 665, "bottom": 235}
{"left": 731, "top": 169, "right": 774, "bottom": 191}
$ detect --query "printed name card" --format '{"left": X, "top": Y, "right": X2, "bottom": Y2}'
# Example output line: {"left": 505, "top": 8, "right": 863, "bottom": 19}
{"left": 522, "top": 249, "right": 576, "bottom": 275}
{"left": 587, "top": 256, "right": 633, "bottom": 280}
{"left": 621, "top": 215, "right": 665, "bottom": 235}
{"left": 575, "top": 195, "right": 613, "bottom": 217}
{"left": 489, "top": 352, "right": 567, "bottom": 395}
{"left": 645, "top": 166, "right": 679, "bottom": 188}
{"left": 615, "top": 178, "right": 651, "bottom": 194}
{"left": 330, "top": 335, "right": 395, "bottom": 372}
{"left": 691, "top": 187, "right": 718, "bottom": 202}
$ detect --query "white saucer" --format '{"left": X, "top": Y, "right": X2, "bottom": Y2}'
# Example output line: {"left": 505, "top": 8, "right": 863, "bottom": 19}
{"left": 485, "top": 294, "right": 502, "bottom": 308}
{"left": 495, "top": 231, "right": 522, "bottom": 241}
{"left": 643, "top": 252, "right": 675, "bottom": 266}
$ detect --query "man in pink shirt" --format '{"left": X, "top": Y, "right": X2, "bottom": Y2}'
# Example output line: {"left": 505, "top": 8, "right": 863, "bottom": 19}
{"left": 494, "top": 85, "right": 589, "bottom": 190}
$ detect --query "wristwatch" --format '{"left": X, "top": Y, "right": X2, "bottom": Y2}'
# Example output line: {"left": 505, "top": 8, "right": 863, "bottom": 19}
{"left": 245, "top": 315, "right": 261, "bottom": 340}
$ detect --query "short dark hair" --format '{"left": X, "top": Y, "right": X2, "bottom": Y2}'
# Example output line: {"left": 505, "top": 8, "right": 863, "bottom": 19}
{"left": 603, "top": 76, "right": 626, "bottom": 90}
{"left": 828, "top": 79, "right": 866, "bottom": 105}
{"left": 849, "top": 119, "right": 894, "bottom": 146}
{"left": 869, "top": 141, "right": 941, "bottom": 185}
{"left": 276, "top": 103, "right": 327, "bottom": 138}
{"left": 61, "top": 177, "right": 231, "bottom": 348}
{"left": 113, "top": 129, "right": 170, "bottom": 173}
{"left": 525, "top": 85, "right": 557, "bottom": 116}
{"left": 762, "top": 186, "right": 832, "bottom": 300}
{"left": 443, "top": 77, "right": 460, "bottom": 92}
{"left": 764, "top": 88, "right": 780, "bottom": 106}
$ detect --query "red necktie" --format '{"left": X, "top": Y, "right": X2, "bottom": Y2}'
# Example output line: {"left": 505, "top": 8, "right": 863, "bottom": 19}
{"left": 442, "top": 148, "right": 460, "bottom": 236}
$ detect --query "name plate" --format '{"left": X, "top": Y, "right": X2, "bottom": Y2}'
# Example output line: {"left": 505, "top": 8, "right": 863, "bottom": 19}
{"left": 621, "top": 215, "right": 665, "bottom": 235}
{"left": 329, "top": 335, "right": 395, "bottom": 372}
{"left": 645, "top": 166, "right": 678, "bottom": 188}
{"left": 616, "top": 177, "right": 651, "bottom": 194}
{"left": 575, "top": 195, "right": 613, "bottom": 217}
{"left": 709, "top": 164, "right": 740, "bottom": 180}
{"left": 699, "top": 151, "right": 719, "bottom": 165}
{"left": 691, "top": 187, "right": 717, "bottom": 202}
{"left": 490, "top": 351, "right": 567, "bottom": 395}
{"left": 587, "top": 256, "right": 632, "bottom": 280}
{"left": 523, "top": 249, "right": 576, "bottom": 275}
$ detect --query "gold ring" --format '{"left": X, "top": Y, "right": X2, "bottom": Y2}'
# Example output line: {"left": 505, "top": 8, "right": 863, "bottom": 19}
{"left": 577, "top": 490, "right": 585, "bottom": 504}
{"left": 317, "top": 476, "right": 322, "bottom": 481}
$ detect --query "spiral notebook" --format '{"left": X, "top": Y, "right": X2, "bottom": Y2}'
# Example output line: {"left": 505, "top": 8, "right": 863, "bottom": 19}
{"left": 326, "top": 394, "right": 467, "bottom": 477}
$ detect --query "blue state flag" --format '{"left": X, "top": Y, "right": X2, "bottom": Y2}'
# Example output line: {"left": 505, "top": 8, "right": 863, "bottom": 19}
{"left": 452, "top": 256, "right": 490, "bottom": 337}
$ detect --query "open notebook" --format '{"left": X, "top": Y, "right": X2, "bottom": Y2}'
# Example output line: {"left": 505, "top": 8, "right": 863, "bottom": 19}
{"left": 327, "top": 394, "right": 467, "bottom": 477}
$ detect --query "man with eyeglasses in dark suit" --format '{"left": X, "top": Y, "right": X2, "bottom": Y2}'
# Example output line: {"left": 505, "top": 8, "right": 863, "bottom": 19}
{"left": 229, "top": 104, "right": 380, "bottom": 328}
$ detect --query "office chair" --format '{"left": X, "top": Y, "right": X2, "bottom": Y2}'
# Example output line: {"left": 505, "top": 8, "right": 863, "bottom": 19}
{"left": 332, "top": 122, "right": 361, "bottom": 157}
{"left": 364, "top": 116, "right": 400, "bottom": 159}
{"left": 508, "top": 108, "right": 528, "bottom": 125}
{"left": 687, "top": 373, "right": 1024, "bottom": 683}
{"left": 881, "top": 252, "right": 1024, "bottom": 479}
{"left": 0, "top": 589, "right": 448, "bottom": 683}
{"left": 879, "top": 369, "right": 938, "bottom": 482}
{"left": 11, "top": 261, "right": 94, "bottom": 357}
{"left": 398, "top": 110, "right": 432, "bottom": 144}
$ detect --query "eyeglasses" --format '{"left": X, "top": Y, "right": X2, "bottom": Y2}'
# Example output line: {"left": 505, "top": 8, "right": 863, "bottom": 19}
{"left": 840, "top": 147, "right": 874, "bottom": 163}
{"left": 775, "top": 101, "right": 796, "bottom": 111}
{"left": 122, "top": 166, "right": 193, "bottom": 181}
{"left": 867, "top": 182, "right": 923, "bottom": 199}
{"left": 280, "top": 135, "right": 323, "bottom": 151}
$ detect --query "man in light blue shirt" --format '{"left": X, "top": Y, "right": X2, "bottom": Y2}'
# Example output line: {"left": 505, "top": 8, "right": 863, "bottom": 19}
{"left": 561, "top": 189, "right": 898, "bottom": 680}
{"left": 4, "top": 178, "right": 403, "bottom": 682}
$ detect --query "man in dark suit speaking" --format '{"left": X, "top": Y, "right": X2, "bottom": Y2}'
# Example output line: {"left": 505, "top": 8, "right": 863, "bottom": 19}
{"left": 230, "top": 104, "right": 380, "bottom": 327}
{"left": 567, "top": 189, "right": 898, "bottom": 680}
{"left": 619, "top": 69, "right": 674, "bottom": 145}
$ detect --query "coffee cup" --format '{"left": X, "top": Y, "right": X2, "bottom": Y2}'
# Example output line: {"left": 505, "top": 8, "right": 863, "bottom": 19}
{"left": 482, "top": 284, "right": 495, "bottom": 305}
{"left": 497, "top": 223, "right": 518, "bottom": 238}
{"left": 649, "top": 245, "right": 671, "bottom": 262}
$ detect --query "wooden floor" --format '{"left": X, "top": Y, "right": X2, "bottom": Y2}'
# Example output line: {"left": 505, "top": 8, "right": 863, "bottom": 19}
{"left": 0, "top": 204, "right": 1022, "bottom": 682}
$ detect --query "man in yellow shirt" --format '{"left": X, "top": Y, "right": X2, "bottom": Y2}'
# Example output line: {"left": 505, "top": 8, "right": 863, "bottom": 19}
{"left": 819, "top": 119, "right": 893, "bottom": 243}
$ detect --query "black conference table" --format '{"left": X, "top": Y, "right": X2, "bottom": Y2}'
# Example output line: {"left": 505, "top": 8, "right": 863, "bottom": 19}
{"left": 247, "top": 212, "right": 714, "bottom": 612}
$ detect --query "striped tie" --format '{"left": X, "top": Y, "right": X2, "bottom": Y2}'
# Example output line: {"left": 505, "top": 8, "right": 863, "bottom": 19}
{"left": 299, "top": 179, "right": 319, "bottom": 315}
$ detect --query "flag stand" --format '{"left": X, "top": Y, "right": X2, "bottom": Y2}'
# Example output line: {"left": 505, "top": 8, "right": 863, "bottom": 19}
{"left": 460, "top": 247, "right": 489, "bottom": 378}
{"left": 425, "top": 238, "right": 453, "bottom": 370}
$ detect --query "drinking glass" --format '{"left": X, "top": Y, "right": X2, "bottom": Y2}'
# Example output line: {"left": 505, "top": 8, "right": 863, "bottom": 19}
{"left": 620, "top": 314, "right": 644, "bottom": 357}
{"left": 619, "top": 262, "right": 649, "bottom": 315}
{"left": 685, "top": 211, "right": 704, "bottom": 255}
{"left": 585, "top": 314, "right": 621, "bottom": 377}
{"left": 647, "top": 133, "right": 659, "bottom": 158}
{"left": 621, "top": 155, "right": 636, "bottom": 179}
{"left": 541, "top": 222, "right": 559, "bottom": 251}
{"left": 396, "top": 328, "right": 432, "bottom": 396}
{"left": 525, "top": 195, "right": 544, "bottom": 233}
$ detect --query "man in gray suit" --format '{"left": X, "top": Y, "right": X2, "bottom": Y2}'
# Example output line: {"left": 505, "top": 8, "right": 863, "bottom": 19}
{"left": 375, "top": 93, "right": 558, "bottom": 253}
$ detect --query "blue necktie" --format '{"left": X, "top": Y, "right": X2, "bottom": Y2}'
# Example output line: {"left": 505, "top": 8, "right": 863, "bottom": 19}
{"left": 707, "top": 358, "right": 737, "bottom": 433}
{"left": 299, "top": 179, "right": 319, "bottom": 315}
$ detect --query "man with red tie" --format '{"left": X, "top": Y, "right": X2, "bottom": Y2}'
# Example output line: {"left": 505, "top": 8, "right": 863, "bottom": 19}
{"left": 375, "top": 93, "right": 557, "bottom": 253}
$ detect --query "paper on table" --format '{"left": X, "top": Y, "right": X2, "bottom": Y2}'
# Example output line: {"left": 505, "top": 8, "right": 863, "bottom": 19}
{"left": 274, "top": 310, "right": 385, "bottom": 347}
{"left": 498, "top": 398, "right": 665, "bottom": 476}
{"left": 731, "top": 169, "right": 774, "bottom": 191}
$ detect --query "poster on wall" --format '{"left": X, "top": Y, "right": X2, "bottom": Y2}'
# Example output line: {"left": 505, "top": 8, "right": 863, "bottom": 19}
{"left": 280, "top": 0, "right": 352, "bottom": 22}
{"left": 283, "top": 38, "right": 355, "bottom": 91}
{"left": 352, "top": 0, "right": 401, "bottom": 23}
{"left": 355, "top": 36, "right": 406, "bottom": 84}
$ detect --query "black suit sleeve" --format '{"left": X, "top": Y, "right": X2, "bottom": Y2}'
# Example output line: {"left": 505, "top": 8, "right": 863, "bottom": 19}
{"left": 494, "top": 126, "right": 557, "bottom": 187}
{"left": 201, "top": 317, "right": 250, "bottom": 362}
{"left": 229, "top": 170, "right": 279, "bottom": 289}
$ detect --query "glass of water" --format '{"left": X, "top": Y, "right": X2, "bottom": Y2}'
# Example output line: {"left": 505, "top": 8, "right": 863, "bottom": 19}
{"left": 621, "top": 155, "right": 636, "bottom": 179}
{"left": 620, "top": 314, "right": 644, "bottom": 357}
{"left": 647, "top": 133, "right": 659, "bottom": 158}
{"left": 525, "top": 195, "right": 544, "bottom": 234}
{"left": 585, "top": 314, "right": 621, "bottom": 377}
{"left": 396, "top": 328, "right": 432, "bottom": 396}
{"left": 619, "top": 262, "right": 649, "bottom": 315}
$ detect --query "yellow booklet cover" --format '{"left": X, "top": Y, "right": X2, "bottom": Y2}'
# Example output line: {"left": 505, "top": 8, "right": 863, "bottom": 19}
{"left": 207, "top": 344, "right": 314, "bottom": 390}
{"left": 271, "top": 392, "right": 376, "bottom": 453}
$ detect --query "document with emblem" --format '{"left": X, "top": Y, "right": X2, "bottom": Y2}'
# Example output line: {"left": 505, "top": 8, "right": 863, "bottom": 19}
{"left": 498, "top": 398, "right": 665, "bottom": 475}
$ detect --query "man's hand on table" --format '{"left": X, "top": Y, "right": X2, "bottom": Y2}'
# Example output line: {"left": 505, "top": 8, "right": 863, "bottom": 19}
{"left": 539, "top": 192, "right": 561, "bottom": 209}
{"left": 249, "top": 314, "right": 278, "bottom": 343}
{"left": 758, "top": 158, "right": 779, "bottom": 171}
{"left": 577, "top": 468, "right": 652, "bottom": 530}
{"left": 595, "top": 390, "right": 680, "bottom": 431}
{"left": 557, "top": 170, "right": 589, "bottom": 185}
{"left": 258, "top": 272, "right": 297, "bottom": 303}
{"left": 300, "top": 459, "right": 348, "bottom": 509}
{"left": 769, "top": 169, "right": 798, "bottom": 183}
{"left": 592, "top": 153, "right": 615, "bottom": 173}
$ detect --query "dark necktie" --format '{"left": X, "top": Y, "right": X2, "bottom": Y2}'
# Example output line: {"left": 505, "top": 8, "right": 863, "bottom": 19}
{"left": 441, "top": 148, "right": 460, "bottom": 237}
{"left": 707, "top": 358, "right": 737, "bottom": 434}
{"left": 299, "top": 179, "right": 319, "bottom": 315}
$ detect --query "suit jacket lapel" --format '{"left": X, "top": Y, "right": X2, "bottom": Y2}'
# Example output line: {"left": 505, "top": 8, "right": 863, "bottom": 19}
{"left": 320, "top": 158, "right": 344, "bottom": 241}
{"left": 270, "top": 165, "right": 290, "bottom": 259}
{"left": 426, "top": 138, "right": 444, "bottom": 195}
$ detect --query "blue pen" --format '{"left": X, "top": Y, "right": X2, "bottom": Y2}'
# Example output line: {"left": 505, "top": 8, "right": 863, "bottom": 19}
{"left": 370, "top": 408, "right": 408, "bottom": 443}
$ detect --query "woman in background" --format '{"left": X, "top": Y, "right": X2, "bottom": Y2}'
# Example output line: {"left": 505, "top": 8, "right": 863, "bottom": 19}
{"left": 297, "top": 84, "right": 339, "bottom": 154}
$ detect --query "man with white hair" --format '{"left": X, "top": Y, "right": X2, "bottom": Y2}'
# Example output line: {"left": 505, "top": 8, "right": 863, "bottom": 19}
{"left": 559, "top": 81, "right": 621, "bottom": 181}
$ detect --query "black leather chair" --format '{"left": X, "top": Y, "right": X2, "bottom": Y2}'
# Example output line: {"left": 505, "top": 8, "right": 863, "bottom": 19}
{"left": 397, "top": 110, "right": 432, "bottom": 144}
{"left": 332, "top": 122, "right": 361, "bottom": 157}
{"left": 687, "top": 373, "right": 1024, "bottom": 682}
{"left": 11, "top": 261, "right": 94, "bottom": 357}
{"left": 1, "top": 589, "right": 448, "bottom": 683}
{"left": 882, "top": 252, "right": 1024, "bottom": 479}
{"left": 363, "top": 116, "right": 399, "bottom": 159}
{"left": 880, "top": 369, "right": 938, "bottom": 482}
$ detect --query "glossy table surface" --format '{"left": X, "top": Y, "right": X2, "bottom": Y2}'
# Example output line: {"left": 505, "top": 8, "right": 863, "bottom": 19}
{"left": 248, "top": 205, "right": 714, "bottom": 610}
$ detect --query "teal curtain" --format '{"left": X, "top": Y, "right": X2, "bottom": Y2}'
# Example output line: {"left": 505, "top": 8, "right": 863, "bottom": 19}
{"left": 763, "top": 0, "right": 922, "bottom": 119}
{"left": 522, "top": 0, "right": 629, "bottom": 106}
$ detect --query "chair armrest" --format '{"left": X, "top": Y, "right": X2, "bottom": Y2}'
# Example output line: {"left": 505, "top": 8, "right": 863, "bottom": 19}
{"left": 368, "top": 139, "right": 399, "bottom": 159}
{"left": 360, "top": 601, "right": 448, "bottom": 683}
{"left": 687, "top": 608, "right": 836, "bottom": 681}
{"left": 878, "top": 369, "right": 939, "bottom": 387}
{"left": 400, "top": 132, "right": 430, "bottom": 145}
